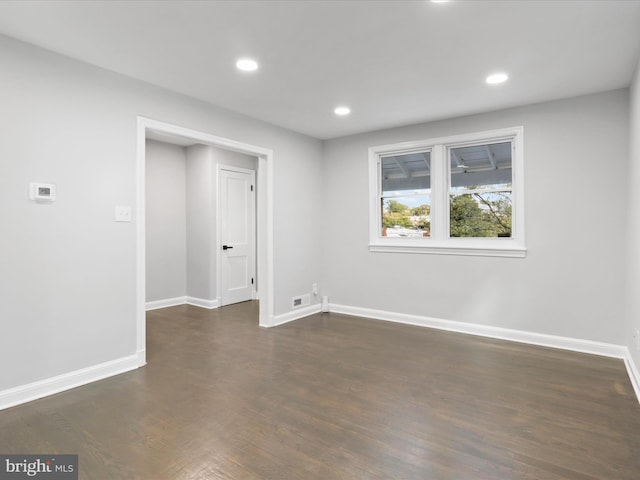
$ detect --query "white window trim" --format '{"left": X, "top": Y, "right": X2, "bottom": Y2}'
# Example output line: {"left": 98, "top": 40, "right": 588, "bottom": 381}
{"left": 368, "top": 127, "right": 526, "bottom": 258}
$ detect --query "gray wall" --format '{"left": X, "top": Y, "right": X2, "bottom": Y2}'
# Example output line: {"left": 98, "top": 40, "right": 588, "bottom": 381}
{"left": 626, "top": 60, "right": 640, "bottom": 373}
{"left": 322, "top": 90, "right": 629, "bottom": 345}
{"left": 0, "top": 34, "right": 323, "bottom": 391}
{"left": 145, "top": 140, "right": 187, "bottom": 302}
{"left": 215, "top": 149, "right": 259, "bottom": 171}
{"left": 185, "top": 144, "right": 214, "bottom": 301}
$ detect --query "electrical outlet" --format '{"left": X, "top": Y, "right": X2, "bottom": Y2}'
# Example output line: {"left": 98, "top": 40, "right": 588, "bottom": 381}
{"left": 115, "top": 205, "right": 132, "bottom": 222}
{"left": 312, "top": 283, "right": 318, "bottom": 295}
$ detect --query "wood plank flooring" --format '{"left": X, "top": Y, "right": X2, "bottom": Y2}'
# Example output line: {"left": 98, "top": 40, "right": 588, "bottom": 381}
{"left": 1, "top": 302, "right": 639, "bottom": 479}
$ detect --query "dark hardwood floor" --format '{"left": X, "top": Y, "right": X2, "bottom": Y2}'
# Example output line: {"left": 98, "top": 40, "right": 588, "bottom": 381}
{"left": 1, "top": 302, "right": 640, "bottom": 479}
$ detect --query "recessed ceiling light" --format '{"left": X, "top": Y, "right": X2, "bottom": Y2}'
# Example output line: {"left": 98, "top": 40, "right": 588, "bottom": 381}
{"left": 334, "top": 106, "right": 351, "bottom": 116}
{"left": 431, "top": 0, "right": 450, "bottom": 3}
{"left": 486, "top": 72, "right": 509, "bottom": 85}
{"left": 236, "top": 58, "right": 258, "bottom": 72}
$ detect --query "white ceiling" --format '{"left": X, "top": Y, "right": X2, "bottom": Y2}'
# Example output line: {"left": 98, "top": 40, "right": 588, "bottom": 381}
{"left": 0, "top": 0, "right": 639, "bottom": 140}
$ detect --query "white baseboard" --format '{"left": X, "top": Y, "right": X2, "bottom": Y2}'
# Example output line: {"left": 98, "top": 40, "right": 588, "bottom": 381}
{"left": 146, "top": 296, "right": 219, "bottom": 311}
{"left": 145, "top": 296, "right": 187, "bottom": 311}
{"left": 271, "top": 304, "right": 322, "bottom": 327}
{"left": 137, "top": 348, "right": 147, "bottom": 368}
{"left": 0, "top": 354, "right": 141, "bottom": 411}
{"left": 624, "top": 351, "right": 640, "bottom": 403}
{"left": 186, "top": 297, "right": 219, "bottom": 309}
{"left": 330, "top": 304, "right": 627, "bottom": 358}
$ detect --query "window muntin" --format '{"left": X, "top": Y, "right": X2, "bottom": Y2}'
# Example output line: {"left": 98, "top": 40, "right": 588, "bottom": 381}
{"left": 380, "top": 151, "right": 431, "bottom": 237}
{"left": 369, "top": 127, "right": 525, "bottom": 257}
{"left": 448, "top": 141, "right": 513, "bottom": 238}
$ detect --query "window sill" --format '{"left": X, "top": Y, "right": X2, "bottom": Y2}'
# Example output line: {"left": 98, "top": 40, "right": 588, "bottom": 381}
{"left": 368, "top": 240, "right": 527, "bottom": 258}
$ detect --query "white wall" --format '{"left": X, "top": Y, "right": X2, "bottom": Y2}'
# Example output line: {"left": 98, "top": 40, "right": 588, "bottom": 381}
{"left": 626, "top": 60, "right": 640, "bottom": 375}
{"left": 0, "top": 34, "right": 323, "bottom": 393}
{"left": 145, "top": 140, "right": 187, "bottom": 302}
{"left": 322, "top": 90, "right": 629, "bottom": 345}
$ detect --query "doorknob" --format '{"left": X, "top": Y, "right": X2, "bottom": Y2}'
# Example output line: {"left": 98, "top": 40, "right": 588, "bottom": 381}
{"left": 222, "top": 245, "right": 234, "bottom": 250}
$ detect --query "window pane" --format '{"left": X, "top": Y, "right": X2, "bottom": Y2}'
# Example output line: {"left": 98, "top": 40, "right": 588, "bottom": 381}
{"left": 382, "top": 195, "right": 430, "bottom": 237}
{"left": 381, "top": 150, "right": 431, "bottom": 238}
{"left": 450, "top": 191, "right": 512, "bottom": 238}
{"left": 450, "top": 141, "right": 511, "bottom": 192}
{"left": 382, "top": 151, "right": 431, "bottom": 194}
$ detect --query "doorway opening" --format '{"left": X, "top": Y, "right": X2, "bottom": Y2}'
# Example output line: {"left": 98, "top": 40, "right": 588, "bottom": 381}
{"left": 218, "top": 165, "right": 256, "bottom": 306}
{"left": 136, "top": 117, "right": 274, "bottom": 367}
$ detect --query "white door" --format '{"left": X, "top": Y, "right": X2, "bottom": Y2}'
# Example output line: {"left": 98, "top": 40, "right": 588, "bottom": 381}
{"left": 219, "top": 167, "right": 256, "bottom": 306}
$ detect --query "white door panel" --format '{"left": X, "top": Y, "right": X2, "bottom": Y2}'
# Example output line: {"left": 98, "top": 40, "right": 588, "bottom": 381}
{"left": 220, "top": 167, "right": 255, "bottom": 306}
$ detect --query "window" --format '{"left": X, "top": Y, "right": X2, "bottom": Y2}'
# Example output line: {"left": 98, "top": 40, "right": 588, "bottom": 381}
{"left": 369, "top": 127, "right": 525, "bottom": 257}
{"left": 449, "top": 141, "right": 512, "bottom": 238}
{"left": 381, "top": 150, "right": 431, "bottom": 238}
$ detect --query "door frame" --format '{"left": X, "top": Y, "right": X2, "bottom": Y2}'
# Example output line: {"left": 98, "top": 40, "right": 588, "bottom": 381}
{"left": 217, "top": 164, "right": 257, "bottom": 306}
{"left": 136, "top": 116, "right": 275, "bottom": 367}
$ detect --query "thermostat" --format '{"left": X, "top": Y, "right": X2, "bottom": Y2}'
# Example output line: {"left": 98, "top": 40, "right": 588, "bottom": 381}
{"left": 29, "top": 182, "right": 56, "bottom": 202}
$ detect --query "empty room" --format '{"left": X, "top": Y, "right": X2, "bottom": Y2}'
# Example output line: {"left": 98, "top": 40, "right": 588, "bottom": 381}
{"left": 1, "top": 1, "right": 640, "bottom": 479}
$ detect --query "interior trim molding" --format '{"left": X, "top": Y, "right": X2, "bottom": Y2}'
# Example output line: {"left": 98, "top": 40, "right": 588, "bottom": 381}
{"left": 0, "top": 354, "right": 141, "bottom": 411}
{"left": 137, "top": 349, "right": 147, "bottom": 368}
{"left": 145, "top": 297, "right": 187, "bottom": 311}
{"left": 330, "top": 304, "right": 626, "bottom": 357}
{"left": 624, "top": 351, "right": 640, "bottom": 403}
{"left": 186, "top": 297, "right": 219, "bottom": 309}
{"left": 146, "top": 297, "right": 219, "bottom": 311}
{"left": 271, "top": 304, "right": 322, "bottom": 328}
{"left": 330, "top": 303, "right": 639, "bottom": 404}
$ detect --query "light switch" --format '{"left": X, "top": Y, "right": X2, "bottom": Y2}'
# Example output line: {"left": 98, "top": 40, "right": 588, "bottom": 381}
{"left": 115, "top": 205, "right": 132, "bottom": 222}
